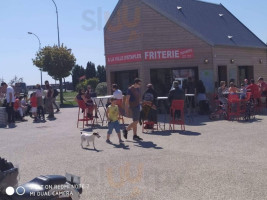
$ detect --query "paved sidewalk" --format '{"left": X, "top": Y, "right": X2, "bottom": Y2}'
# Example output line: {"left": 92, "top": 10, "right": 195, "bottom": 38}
{"left": 1, "top": 107, "right": 267, "bottom": 200}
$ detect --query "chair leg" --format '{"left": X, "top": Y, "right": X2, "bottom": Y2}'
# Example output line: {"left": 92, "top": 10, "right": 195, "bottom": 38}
{"left": 77, "top": 108, "right": 81, "bottom": 128}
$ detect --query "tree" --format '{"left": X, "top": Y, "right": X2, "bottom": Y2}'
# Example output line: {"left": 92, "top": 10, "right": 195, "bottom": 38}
{"left": 85, "top": 61, "right": 96, "bottom": 79}
{"left": 72, "top": 64, "right": 85, "bottom": 91}
{"left": 95, "top": 82, "right": 107, "bottom": 96}
{"left": 76, "top": 78, "right": 99, "bottom": 92}
{"left": 9, "top": 76, "right": 23, "bottom": 86}
{"left": 32, "top": 45, "right": 76, "bottom": 104}
{"left": 96, "top": 65, "right": 106, "bottom": 82}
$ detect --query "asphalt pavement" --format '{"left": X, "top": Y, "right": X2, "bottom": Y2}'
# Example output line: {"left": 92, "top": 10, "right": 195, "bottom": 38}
{"left": 1, "top": 108, "right": 267, "bottom": 200}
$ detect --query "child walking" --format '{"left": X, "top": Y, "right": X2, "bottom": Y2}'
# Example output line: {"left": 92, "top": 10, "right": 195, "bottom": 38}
{"left": 106, "top": 97, "right": 123, "bottom": 144}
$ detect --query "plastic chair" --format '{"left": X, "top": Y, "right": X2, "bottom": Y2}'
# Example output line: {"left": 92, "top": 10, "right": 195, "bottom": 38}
{"left": 169, "top": 100, "right": 185, "bottom": 131}
{"left": 116, "top": 99, "right": 124, "bottom": 124}
{"left": 228, "top": 94, "right": 239, "bottom": 101}
{"left": 227, "top": 96, "right": 242, "bottom": 120}
{"left": 77, "top": 100, "right": 94, "bottom": 128}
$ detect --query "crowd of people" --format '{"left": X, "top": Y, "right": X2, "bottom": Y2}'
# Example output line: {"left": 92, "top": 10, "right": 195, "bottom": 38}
{"left": 75, "top": 77, "right": 210, "bottom": 143}
{"left": 0, "top": 80, "right": 60, "bottom": 126}
{"left": 217, "top": 77, "right": 267, "bottom": 106}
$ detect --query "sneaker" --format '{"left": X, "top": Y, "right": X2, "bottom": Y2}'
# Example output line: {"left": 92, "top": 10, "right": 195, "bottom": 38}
{"left": 106, "top": 139, "right": 112, "bottom": 144}
{"left": 119, "top": 139, "right": 124, "bottom": 143}
{"left": 123, "top": 129, "right": 128, "bottom": 139}
{"left": 55, "top": 109, "right": 60, "bottom": 113}
{"left": 133, "top": 135, "right": 143, "bottom": 141}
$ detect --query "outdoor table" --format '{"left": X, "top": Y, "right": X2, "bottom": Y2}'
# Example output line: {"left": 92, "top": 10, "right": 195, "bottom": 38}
{"left": 157, "top": 97, "right": 168, "bottom": 100}
{"left": 185, "top": 94, "right": 195, "bottom": 122}
{"left": 92, "top": 95, "right": 113, "bottom": 126}
{"left": 157, "top": 97, "right": 168, "bottom": 130}
{"left": 223, "top": 92, "right": 243, "bottom": 98}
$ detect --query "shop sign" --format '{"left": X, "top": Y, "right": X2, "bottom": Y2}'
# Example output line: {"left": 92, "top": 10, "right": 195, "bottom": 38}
{"left": 144, "top": 48, "right": 194, "bottom": 61}
{"left": 106, "top": 51, "right": 142, "bottom": 65}
{"left": 106, "top": 48, "right": 194, "bottom": 65}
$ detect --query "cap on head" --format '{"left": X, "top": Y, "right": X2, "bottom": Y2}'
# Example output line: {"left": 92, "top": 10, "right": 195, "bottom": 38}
{"left": 134, "top": 78, "right": 141, "bottom": 84}
{"left": 112, "top": 84, "right": 118, "bottom": 90}
{"left": 258, "top": 77, "right": 263, "bottom": 81}
{"left": 147, "top": 83, "right": 153, "bottom": 88}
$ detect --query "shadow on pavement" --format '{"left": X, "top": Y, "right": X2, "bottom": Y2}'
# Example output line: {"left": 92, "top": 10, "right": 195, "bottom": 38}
{"left": 157, "top": 114, "right": 208, "bottom": 127}
{"left": 110, "top": 142, "right": 130, "bottom": 150}
{"left": 149, "top": 130, "right": 201, "bottom": 136}
{"left": 129, "top": 140, "right": 163, "bottom": 149}
{"left": 6, "top": 124, "right": 17, "bottom": 129}
{"left": 82, "top": 147, "right": 103, "bottom": 152}
{"left": 235, "top": 116, "right": 262, "bottom": 123}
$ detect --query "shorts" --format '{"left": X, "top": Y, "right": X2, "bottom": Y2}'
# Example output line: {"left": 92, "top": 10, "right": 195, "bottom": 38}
{"left": 31, "top": 107, "right": 37, "bottom": 113}
{"left": 107, "top": 120, "right": 120, "bottom": 134}
{"left": 130, "top": 106, "right": 140, "bottom": 122}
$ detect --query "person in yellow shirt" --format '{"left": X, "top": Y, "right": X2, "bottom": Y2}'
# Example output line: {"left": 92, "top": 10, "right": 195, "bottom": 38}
{"left": 106, "top": 97, "right": 124, "bottom": 144}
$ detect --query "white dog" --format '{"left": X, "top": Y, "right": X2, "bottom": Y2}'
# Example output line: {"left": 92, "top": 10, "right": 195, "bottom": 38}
{"left": 81, "top": 132, "right": 101, "bottom": 149}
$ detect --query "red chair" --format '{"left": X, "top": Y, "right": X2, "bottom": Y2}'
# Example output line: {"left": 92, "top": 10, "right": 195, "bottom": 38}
{"left": 228, "top": 94, "right": 239, "bottom": 101}
{"left": 227, "top": 94, "right": 243, "bottom": 120}
{"left": 116, "top": 99, "right": 124, "bottom": 124}
{"left": 169, "top": 100, "right": 185, "bottom": 131}
{"left": 77, "top": 100, "right": 94, "bottom": 128}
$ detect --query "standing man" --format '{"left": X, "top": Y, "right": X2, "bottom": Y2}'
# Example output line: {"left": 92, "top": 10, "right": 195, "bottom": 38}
{"left": 44, "top": 80, "right": 54, "bottom": 119}
{"left": 123, "top": 78, "right": 143, "bottom": 141}
{"left": 184, "top": 77, "right": 196, "bottom": 110}
{"left": 168, "top": 81, "right": 185, "bottom": 104}
{"left": 52, "top": 88, "right": 60, "bottom": 113}
{"left": 258, "top": 77, "right": 267, "bottom": 106}
{"left": 1, "top": 82, "right": 15, "bottom": 125}
{"left": 168, "top": 81, "right": 185, "bottom": 119}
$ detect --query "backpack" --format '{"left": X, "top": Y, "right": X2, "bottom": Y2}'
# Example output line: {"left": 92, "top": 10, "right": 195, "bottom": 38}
{"left": 53, "top": 89, "right": 59, "bottom": 98}
{"left": 143, "top": 92, "right": 154, "bottom": 102}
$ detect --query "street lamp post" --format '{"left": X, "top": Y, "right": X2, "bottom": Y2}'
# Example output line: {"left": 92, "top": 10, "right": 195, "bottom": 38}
{"left": 28, "top": 32, "right": 43, "bottom": 87}
{"left": 51, "top": 0, "right": 63, "bottom": 104}
{"left": 51, "top": 0, "right": 60, "bottom": 47}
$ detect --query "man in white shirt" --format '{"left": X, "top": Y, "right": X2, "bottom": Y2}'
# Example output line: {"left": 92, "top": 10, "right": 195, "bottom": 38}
{"left": 1, "top": 82, "right": 15, "bottom": 124}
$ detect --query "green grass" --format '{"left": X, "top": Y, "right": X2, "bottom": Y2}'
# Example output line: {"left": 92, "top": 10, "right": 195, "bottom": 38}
{"left": 56, "top": 91, "right": 78, "bottom": 106}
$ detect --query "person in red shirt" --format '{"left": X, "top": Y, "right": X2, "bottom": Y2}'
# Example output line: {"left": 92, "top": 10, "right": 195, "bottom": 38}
{"left": 246, "top": 79, "right": 260, "bottom": 103}
{"left": 30, "top": 92, "right": 38, "bottom": 122}
{"left": 258, "top": 77, "right": 267, "bottom": 96}
{"left": 258, "top": 77, "right": 267, "bottom": 106}
{"left": 14, "top": 96, "right": 25, "bottom": 120}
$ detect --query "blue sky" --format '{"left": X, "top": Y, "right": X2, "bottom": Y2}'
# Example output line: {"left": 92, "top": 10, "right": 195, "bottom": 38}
{"left": 0, "top": 0, "right": 267, "bottom": 85}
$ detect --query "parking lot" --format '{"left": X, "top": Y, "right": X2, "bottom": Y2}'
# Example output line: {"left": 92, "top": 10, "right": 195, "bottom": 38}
{"left": 1, "top": 107, "right": 267, "bottom": 200}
